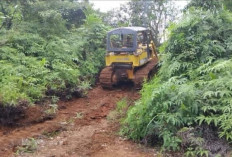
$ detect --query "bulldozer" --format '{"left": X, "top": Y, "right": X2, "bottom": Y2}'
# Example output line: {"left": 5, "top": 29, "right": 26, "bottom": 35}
{"left": 99, "top": 27, "right": 159, "bottom": 89}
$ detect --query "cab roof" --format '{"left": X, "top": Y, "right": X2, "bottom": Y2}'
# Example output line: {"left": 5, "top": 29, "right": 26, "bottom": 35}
{"left": 108, "top": 27, "right": 148, "bottom": 34}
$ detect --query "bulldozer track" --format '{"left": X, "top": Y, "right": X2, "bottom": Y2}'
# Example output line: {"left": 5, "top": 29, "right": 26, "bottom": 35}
{"left": 99, "top": 67, "right": 113, "bottom": 89}
{"left": 134, "top": 58, "right": 159, "bottom": 89}
{"left": 99, "top": 58, "right": 158, "bottom": 89}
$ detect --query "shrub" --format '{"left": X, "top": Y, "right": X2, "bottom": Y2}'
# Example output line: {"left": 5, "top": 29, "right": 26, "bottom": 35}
{"left": 0, "top": 1, "right": 110, "bottom": 107}
{"left": 121, "top": 9, "right": 232, "bottom": 155}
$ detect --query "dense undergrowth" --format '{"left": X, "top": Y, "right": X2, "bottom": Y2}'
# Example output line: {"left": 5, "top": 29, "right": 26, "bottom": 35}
{"left": 121, "top": 9, "right": 232, "bottom": 156}
{"left": 0, "top": 0, "right": 109, "bottom": 107}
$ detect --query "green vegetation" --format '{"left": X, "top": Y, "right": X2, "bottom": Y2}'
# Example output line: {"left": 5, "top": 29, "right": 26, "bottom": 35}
{"left": 104, "top": 0, "right": 178, "bottom": 46}
{"left": 1, "top": 0, "right": 232, "bottom": 155}
{"left": 16, "top": 138, "right": 38, "bottom": 155}
{"left": 0, "top": 0, "right": 109, "bottom": 107}
{"left": 121, "top": 5, "right": 232, "bottom": 156}
{"left": 107, "top": 98, "right": 129, "bottom": 121}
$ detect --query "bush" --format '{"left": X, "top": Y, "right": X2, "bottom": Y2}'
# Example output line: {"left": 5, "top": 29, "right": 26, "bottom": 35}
{"left": 0, "top": 1, "right": 110, "bottom": 107}
{"left": 121, "top": 9, "right": 232, "bottom": 155}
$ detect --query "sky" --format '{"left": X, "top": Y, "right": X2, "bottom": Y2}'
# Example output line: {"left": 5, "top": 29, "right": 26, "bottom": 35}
{"left": 89, "top": 0, "right": 189, "bottom": 13}
{"left": 90, "top": 0, "right": 129, "bottom": 12}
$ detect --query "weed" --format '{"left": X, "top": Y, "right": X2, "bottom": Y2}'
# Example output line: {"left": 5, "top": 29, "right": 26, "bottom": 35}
{"left": 66, "top": 117, "right": 75, "bottom": 125}
{"left": 79, "top": 81, "right": 91, "bottom": 96}
{"left": 44, "top": 104, "right": 58, "bottom": 115}
{"left": 107, "top": 98, "right": 129, "bottom": 121}
{"left": 74, "top": 112, "right": 83, "bottom": 119}
{"left": 51, "top": 96, "right": 59, "bottom": 104}
{"left": 185, "top": 147, "right": 209, "bottom": 157}
{"left": 116, "top": 98, "right": 128, "bottom": 115}
{"left": 15, "top": 138, "right": 38, "bottom": 155}
{"left": 107, "top": 110, "right": 119, "bottom": 121}
{"left": 42, "top": 130, "right": 61, "bottom": 139}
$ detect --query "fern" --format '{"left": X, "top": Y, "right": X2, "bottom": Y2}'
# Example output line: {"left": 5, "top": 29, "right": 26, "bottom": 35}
{"left": 121, "top": 9, "right": 232, "bottom": 155}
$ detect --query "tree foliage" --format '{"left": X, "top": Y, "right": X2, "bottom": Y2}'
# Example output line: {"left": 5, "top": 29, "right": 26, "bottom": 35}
{"left": 185, "top": 0, "right": 223, "bottom": 11}
{"left": 103, "top": 0, "right": 178, "bottom": 46}
{"left": 121, "top": 7, "right": 232, "bottom": 155}
{"left": 185, "top": 0, "right": 232, "bottom": 12}
{"left": 0, "top": 0, "right": 109, "bottom": 107}
{"left": 223, "top": 0, "right": 232, "bottom": 11}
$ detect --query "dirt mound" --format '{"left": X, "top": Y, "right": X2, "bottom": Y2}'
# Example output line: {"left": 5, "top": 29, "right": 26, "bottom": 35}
{"left": 0, "top": 103, "right": 55, "bottom": 127}
{"left": 0, "top": 105, "right": 25, "bottom": 126}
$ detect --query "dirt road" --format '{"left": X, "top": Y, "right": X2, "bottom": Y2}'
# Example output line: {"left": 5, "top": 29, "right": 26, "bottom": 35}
{"left": 0, "top": 85, "right": 156, "bottom": 157}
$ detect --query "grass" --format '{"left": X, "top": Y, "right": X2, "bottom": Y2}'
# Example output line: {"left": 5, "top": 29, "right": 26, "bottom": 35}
{"left": 107, "top": 98, "right": 129, "bottom": 121}
{"left": 15, "top": 138, "right": 38, "bottom": 155}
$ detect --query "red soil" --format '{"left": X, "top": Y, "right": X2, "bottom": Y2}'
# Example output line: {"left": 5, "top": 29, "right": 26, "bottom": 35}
{"left": 0, "top": 85, "right": 156, "bottom": 157}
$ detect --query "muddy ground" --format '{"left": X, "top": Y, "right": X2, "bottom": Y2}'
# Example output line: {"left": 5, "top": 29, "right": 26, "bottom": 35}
{"left": 0, "top": 85, "right": 157, "bottom": 157}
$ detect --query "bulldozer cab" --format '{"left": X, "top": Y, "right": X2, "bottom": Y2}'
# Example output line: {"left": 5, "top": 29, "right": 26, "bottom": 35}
{"left": 100, "top": 27, "right": 158, "bottom": 89}
{"left": 107, "top": 27, "right": 151, "bottom": 54}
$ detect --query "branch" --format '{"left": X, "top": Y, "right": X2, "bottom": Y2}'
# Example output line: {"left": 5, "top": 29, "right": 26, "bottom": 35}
{"left": 0, "top": 3, "right": 6, "bottom": 30}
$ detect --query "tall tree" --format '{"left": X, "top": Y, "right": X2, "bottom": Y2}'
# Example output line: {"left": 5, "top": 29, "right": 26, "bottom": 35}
{"left": 0, "top": 0, "right": 22, "bottom": 30}
{"left": 185, "top": 0, "right": 223, "bottom": 11}
{"left": 129, "top": 0, "right": 178, "bottom": 45}
{"left": 103, "top": 0, "right": 178, "bottom": 46}
{"left": 223, "top": 0, "right": 232, "bottom": 11}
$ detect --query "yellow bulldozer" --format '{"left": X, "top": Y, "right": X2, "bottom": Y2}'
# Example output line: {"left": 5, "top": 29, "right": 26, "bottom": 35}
{"left": 99, "top": 27, "right": 159, "bottom": 89}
